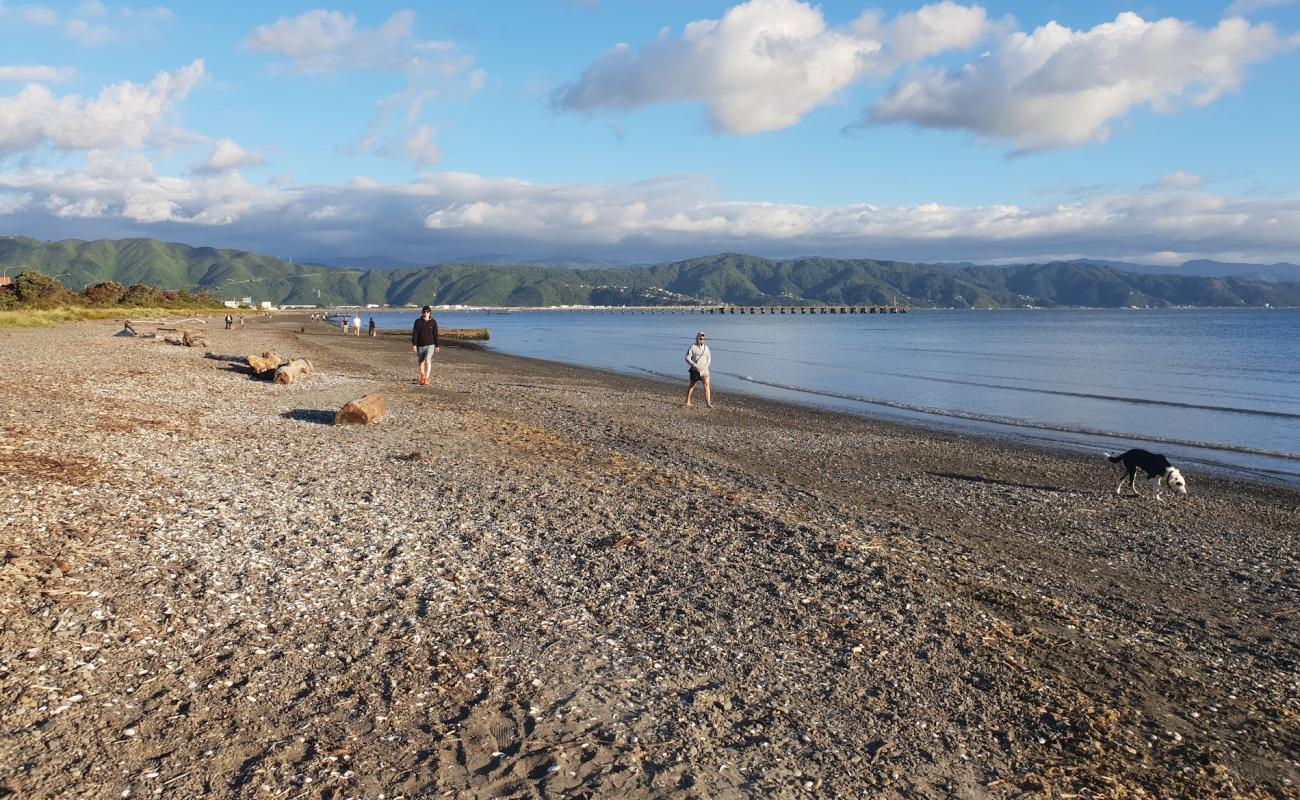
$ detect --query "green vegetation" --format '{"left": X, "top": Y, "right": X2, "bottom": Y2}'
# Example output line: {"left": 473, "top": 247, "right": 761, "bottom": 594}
{"left": 4, "top": 236, "right": 1300, "bottom": 309}
{"left": 0, "top": 265, "right": 223, "bottom": 327}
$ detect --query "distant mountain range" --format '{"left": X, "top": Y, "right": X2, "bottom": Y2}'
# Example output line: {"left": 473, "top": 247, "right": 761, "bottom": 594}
{"left": 3, "top": 235, "right": 1299, "bottom": 309}
{"left": 305, "top": 253, "right": 644, "bottom": 270}
{"left": 945, "top": 257, "right": 1300, "bottom": 283}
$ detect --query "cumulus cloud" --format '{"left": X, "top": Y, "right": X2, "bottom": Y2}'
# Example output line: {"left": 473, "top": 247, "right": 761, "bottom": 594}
{"left": 194, "top": 139, "right": 267, "bottom": 173}
{"left": 244, "top": 10, "right": 482, "bottom": 165}
{"left": 0, "top": 60, "right": 204, "bottom": 157}
{"left": 0, "top": 65, "right": 75, "bottom": 83}
{"left": 869, "top": 12, "right": 1300, "bottom": 151}
{"left": 4, "top": 156, "right": 1300, "bottom": 264}
{"left": 552, "top": 0, "right": 996, "bottom": 134}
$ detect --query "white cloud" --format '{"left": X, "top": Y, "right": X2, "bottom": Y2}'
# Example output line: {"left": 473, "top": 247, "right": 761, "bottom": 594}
{"left": 244, "top": 10, "right": 482, "bottom": 165}
{"left": 402, "top": 125, "right": 441, "bottom": 167}
{"left": 0, "top": 65, "right": 75, "bottom": 83}
{"left": 869, "top": 12, "right": 1300, "bottom": 151}
{"left": 243, "top": 9, "right": 475, "bottom": 79}
{"left": 4, "top": 157, "right": 1300, "bottom": 264}
{"left": 12, "top": 5, "right": 59, "bottom": 26}
{"left": 1, "top": 2, "right": 173, "bottom": 44}
{"left": 0, "top": 191, "right": 32, "bottom": 214}
{"left": 1151, "top": 171, "right": 1202, "bottom": 191}
{"left": 552, "top": 0, "right": 996, "bottom": 134}
{"left": 66, "top": 17, "right": 112, "bottom": 45}
{"left": 0, "top": 60, "right": 204, "bottom": 156}
{"left": 1225, "top": 0, "right": 1293, "bottom": 16}
{"left": 194, "top": 139, "right": 267, "bottom": 173}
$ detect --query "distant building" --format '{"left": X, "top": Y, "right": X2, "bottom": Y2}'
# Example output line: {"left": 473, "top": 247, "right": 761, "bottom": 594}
{"left": 0, "top": 276, "right": 13, "bottom": 291}
{"left": 222, "top": 300, "right": 241, "bottom": 308}
{"left": 258, "top": 301, "right": 274, "bottom": 310}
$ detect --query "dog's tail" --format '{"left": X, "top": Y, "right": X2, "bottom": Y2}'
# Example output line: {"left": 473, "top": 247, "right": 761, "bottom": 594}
{"left": 1104, "top": 451, "right": 1120, "bottom": 463}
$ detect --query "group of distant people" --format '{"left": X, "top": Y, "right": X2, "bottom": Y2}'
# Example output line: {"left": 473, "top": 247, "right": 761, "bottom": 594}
{"left": 338, "top": 313, "right": 378, "bottom": 338}
{"left": 324, "top": 307, "right": 716, "bottom": 405}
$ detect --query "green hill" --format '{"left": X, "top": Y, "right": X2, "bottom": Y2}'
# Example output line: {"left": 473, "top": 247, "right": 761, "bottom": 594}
{"left": 3, "top": 236, "right": 1299, "bottom": 309}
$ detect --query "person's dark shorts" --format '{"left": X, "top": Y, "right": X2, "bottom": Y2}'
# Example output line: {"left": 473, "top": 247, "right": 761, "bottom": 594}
{"left": 417, "top": 345, "right": 436, "bottom": 364}
{"left": 688, "top": 367, "right": 702, "bottom": 382}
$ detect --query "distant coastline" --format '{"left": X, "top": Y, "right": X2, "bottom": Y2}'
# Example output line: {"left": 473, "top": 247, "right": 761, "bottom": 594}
{"left": 4, "top": 236, "right": 1299, "bottom": 310}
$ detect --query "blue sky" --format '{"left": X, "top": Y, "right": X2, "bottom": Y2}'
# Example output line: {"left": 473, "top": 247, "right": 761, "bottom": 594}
{"left": 1, "top": 0, "right": 1298, "bottom": 264}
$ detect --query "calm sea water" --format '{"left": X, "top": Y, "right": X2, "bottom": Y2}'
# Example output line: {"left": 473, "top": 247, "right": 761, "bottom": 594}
{"left": 355, "top": 308, "right": 1300, "bottom": 483}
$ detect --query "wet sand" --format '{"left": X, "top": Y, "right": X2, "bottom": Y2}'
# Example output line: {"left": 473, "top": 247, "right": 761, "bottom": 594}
{"left": 2, "top": 314, "right": 1297, "bottom": 798}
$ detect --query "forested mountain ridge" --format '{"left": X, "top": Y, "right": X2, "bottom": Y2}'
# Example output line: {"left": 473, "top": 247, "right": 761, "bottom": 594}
{"left": 4, "top": 236, "right": 1299, "bottom": 308}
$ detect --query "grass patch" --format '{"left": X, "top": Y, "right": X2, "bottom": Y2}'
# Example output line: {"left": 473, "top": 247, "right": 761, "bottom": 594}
{"left": 0, "top": 306, "right": 225, "bottom": 329}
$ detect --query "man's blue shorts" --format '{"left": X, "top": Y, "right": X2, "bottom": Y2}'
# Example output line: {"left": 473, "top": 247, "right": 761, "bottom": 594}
{"left": 417, "top": 345, "right": 436, "bottom": 364}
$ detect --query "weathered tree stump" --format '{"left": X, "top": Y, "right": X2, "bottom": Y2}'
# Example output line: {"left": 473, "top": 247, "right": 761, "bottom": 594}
{"left": 181, "top": 330, "right": 207, "bottom": 348}
{"left": 273, "top": 358, "right": 313, "bottom": 385}
{"left": 335, "top": 393, "right": 386, "bottom": 425}
{"left": 246, "top": 352, "right": 282, "bottom": 375}
{"left": 122, "top": 320, "right": 138, "bottom": 336}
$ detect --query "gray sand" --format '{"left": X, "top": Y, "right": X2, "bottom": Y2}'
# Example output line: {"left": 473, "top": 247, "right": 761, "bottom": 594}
{"left": 2, "top": 315, "right": 1297, "bottom": 798}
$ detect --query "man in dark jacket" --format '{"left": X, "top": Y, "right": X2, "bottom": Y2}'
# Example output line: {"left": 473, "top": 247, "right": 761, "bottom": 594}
{"left": 411, "top": 305, "right": 440, "bottom": 385}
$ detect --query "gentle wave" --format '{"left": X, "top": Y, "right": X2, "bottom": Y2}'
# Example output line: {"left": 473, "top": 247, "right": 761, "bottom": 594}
{"left": 635, "top": 365, "right": 1300, "bottom": 464}
{"left": 882, "top": 372, "right": 1300, "bottom": 421}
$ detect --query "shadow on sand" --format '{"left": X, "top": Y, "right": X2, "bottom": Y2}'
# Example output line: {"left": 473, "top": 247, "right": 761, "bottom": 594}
{"left": 280, "top": 409, "right": 335, "bottom": 425}
{"left": 927, "top": 471, "right": 1067, "bottom": 494}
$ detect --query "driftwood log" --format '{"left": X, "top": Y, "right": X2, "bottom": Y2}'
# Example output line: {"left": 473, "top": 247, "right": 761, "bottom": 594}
{"left": 335, "top": 393, "right": 386, "bottom": 425}
{"left": 181, "top": 330, "right": 207, "bottom": 348}
{"left": 121, "top": 321, "right": 138, "bottom": 336}
{"left": 273, "top": 358, "right": 313, "bottom": 385}
{"left": 246, "top": 352, "right": 282, "bottom": 375}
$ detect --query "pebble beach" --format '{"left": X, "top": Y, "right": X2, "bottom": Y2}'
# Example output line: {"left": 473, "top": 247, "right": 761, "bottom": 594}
{"left": 2, "top": 314, "right": 1297, "bottom": 799}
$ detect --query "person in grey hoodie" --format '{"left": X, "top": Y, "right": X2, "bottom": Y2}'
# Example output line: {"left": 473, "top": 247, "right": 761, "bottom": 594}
{"left": 685, "top": 331, "right": 713, "bottom": 408}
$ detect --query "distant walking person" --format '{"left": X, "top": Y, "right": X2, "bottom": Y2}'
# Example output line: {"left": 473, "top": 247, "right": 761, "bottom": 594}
{"left": 685, "top": 331, "right": 713, "bottom": 408}
{"left": 368, "top": 316, "right": 377, "bottom": 338}
{"left": 352, "top": 313, "right": 362, "bottom": 336}
{"left": 340, "top": 314, "right": 348, "bottom": 333}
{"left": 224, "top": 314, "right": 233, "bottom": 330}
{"left": 411, "top": 305, "right": 440, "bottom": 385}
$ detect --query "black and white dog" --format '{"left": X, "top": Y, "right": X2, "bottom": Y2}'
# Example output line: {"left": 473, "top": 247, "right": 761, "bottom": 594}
{"left": 1105, "top": 449, "right": 1187, "bottom": 499}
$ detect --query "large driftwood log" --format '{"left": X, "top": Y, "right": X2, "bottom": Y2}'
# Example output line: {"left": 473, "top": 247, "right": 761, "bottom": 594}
{"left": 181, "top": 330, "right": 207, "bottom": 348}
{"left": 246, "top": 351, "right": 282, "bottom": 375}
{"left": 335, "top": 393, "right": 386, "bottom": 425}
{"left": 273, "top": 358, "right": 313, "bottom": 385}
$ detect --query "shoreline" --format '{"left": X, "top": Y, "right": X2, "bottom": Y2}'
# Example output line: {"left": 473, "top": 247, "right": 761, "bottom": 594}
{"left": 2, "top": 315, "right": 1297, "bottom": 797}
{"left": 342, "top": 311, "right": 1300, "bottom": 488}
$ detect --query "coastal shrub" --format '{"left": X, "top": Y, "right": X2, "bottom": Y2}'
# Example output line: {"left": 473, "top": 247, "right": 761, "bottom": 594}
{"left": 84, "top": 281, "right": 126, "bottom": 305}
{"left": 13, "top": 271, "right": 72, "bottom": 308}
{"left": 121, "top": 283, "right": 161, "bottom": 306}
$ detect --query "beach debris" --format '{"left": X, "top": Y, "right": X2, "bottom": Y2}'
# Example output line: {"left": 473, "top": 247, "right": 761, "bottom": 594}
{"left": 272, "top": 358, "right": 313, "bottom": 385}
{"left": 245, "top": 352, "right": 282, "bottom": 376}
{"left": 335, "top": 393, "right": 386, "bottom": 425}
{"left": 161, "top": 329, "right": 207, "bottom": 348}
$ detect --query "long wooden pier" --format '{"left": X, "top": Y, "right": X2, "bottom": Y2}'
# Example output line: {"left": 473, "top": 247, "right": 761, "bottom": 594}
{"left": 433, "top": 304, "right": 908, "bottom": 315}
